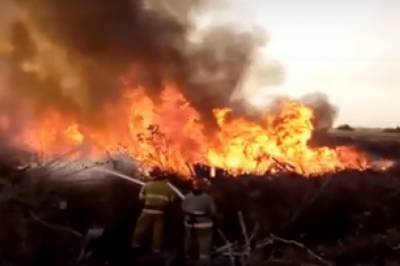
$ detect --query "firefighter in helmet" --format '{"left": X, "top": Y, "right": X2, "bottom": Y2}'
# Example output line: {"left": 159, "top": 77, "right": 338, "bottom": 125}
{"left": 182, "top": 178, "right": 216, "bottom": 264}
{"left": 131, "top": 167, "right": 176, "bottom": 253}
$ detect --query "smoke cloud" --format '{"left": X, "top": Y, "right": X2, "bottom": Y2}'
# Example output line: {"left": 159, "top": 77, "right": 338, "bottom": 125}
{"left": 301, "top": 93, "right": 338, "bottom": 130}
{"left": 0, "top": 0, "right": 283, "bottom": 128}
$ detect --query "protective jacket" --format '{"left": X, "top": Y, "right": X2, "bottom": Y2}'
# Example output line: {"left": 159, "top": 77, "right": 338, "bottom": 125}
{"left": 132, "top": 179, "right": 175, "bottom": 251}
{"left": 182, "top": 191, "right": 216, "bottom": 262}
{"left": 182, "top": 192, "right": 216, "bottom": 228}
{"left": 139, "top": 179, "right": 175, "bottom": 213}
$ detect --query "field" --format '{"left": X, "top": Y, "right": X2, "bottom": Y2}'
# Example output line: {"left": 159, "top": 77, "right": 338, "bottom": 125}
{"left": 324, "top": 128, "right": 400, "bottom": 160}
{"left": 329, "top": 128, "right": 400, "bottom": 143}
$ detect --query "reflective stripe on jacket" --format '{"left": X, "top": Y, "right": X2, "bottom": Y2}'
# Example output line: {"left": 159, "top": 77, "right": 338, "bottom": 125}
{"left": 139, "top": 180, "right": 175, "bottom": 210}
{"left": 143, "top": 208, "right": 164, "bottom": 215}
{"left": 184, "top": 221, "right": 213, "bottom": 229}
{"left": 182, "top": 192, "right": 216, "bottom": 226}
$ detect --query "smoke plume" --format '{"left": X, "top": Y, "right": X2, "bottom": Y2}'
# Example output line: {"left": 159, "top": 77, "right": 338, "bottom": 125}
{"left": 0, "top": 0, "right": 283, "bottom": 128}
{"left": 301, "top": 93, "right": 338, "bottom": 130}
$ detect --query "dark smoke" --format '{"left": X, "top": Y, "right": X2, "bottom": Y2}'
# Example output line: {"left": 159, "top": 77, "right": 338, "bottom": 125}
{"left": 301, "top": 93, "right": 338, "bottom": 130}
{"left": 1, "top": 0, "right": 283, "bottom": 126}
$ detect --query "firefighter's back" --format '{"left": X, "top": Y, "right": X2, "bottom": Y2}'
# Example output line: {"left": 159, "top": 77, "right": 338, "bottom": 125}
{"left": 132, "top": 179, "right": 175, "bottom": 253}
{"left": 142, "top": 180, "right": 174, "bottom": 210}
{"left": 183, "top": 192, "right": 215, "bottom": 223}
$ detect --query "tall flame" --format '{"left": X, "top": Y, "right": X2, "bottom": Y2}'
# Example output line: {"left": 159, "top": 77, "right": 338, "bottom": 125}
{"left": 6, "top": 85, "right": 370, "bottom": 177}
{"left": 208, "top": 101, "right": 368, "bottom": 175}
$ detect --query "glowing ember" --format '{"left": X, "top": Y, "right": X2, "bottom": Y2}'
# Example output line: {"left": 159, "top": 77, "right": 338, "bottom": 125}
{"left": 9, "top": 85, "right": 371, "bottom": 177}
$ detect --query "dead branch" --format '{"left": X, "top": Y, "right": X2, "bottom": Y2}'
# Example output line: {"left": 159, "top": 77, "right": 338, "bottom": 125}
{"left": 214, "top": 241, "right": 240, "bottom": 252}
{"left": 218, "top": 229, "right": 235, "bottom": 266}
{"left": 185, "top": 162, "right": 195, "bottom": 177}
{"left": 269, "top": 234, "right": 333, "bottom": 266}
{"left": 238, "top": 211, "right": 250, "bottom": 256}
{"left": 254, "top": 237, "right": 274, "bottom": 249}
{"left": 213, "top": 243, "right": 234, "bottom": 253}
{"left": 238, "top": 211, "right": 250, "bottom": 243}
{"left": 249, "top": 222, "right": 259, "bottom": 243}
{"left": 29, "top": 211, "right": 83, "bottom": 239}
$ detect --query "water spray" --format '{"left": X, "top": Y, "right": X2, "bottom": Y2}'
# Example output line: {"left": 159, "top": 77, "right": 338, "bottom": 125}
{"left": 94, "top": 166, "right": 185, "bottom": 199}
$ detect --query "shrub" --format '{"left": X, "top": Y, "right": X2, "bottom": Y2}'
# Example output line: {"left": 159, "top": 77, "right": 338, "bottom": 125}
{"left": 383, "top": 127, "right": 400, "bottom": 133}
{"left": 337, "top": 124, "right": 354, "bottom": 131}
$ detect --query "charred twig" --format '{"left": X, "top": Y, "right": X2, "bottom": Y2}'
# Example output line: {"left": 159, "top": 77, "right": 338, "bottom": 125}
{"left": 269, "top": 234, "right": 333, "bottom": 266}
{"left": 254, "top": 234, "right": 331, "bottom": 265}
{"left": 238, "top": 211, "right": 250, "bottom": 256}
{"left": 185, "top": 162, "right": 195, "bottom": 177}
{"left": 214, "top": 243, "right": 232, "bottom": 253}
{"left": 215, "top": 214, "right": 260, "bottom": 266}
{"left": 214, "top": 214, "right": 263, "bottom": 266}
{"left": 271, "top": 156, "right": 297, "bottom": 173}
{"left": 218, "top": 229, "right": 235, "bottom": 266}
{"left": 213, "top": 242, "right": 236, "bottom": 253}
{"left": 165, "top": 250, "right": 179, "bottom": 266}
{"left": 77, "top": 227, "right": 105, "bottom": 262}
{"left": 249, "top": 222, "right": 259, "bottom": 243}
{"left": 254, "top": 237, "right": 274, "bottom": 249}
{"left": 29, "top": 211, "right": 82, "bottom": 239}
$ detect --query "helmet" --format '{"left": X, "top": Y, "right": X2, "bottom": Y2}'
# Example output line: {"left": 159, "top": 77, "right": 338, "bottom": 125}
{"left": 192, "top": 178, "right": 209, "bottom": 191}
{"left": 149, "top": 167, "right": 167, "bottom": 180}
{"left": 150, "top": 167, "right": 162, "bottom": 176}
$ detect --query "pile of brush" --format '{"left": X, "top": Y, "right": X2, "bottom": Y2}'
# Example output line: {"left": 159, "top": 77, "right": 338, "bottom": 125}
{"left": 1, "top": 150, "right": 400, "bottom": 265}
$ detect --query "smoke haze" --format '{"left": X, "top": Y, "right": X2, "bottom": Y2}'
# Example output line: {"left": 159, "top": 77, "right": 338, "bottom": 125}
{"left": 0, "top": 0, "right": 284, "bottom": 128}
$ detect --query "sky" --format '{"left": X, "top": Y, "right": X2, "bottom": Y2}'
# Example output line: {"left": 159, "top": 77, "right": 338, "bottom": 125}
{"left": 198, "top": 0, "right": 400, "bottom": 127}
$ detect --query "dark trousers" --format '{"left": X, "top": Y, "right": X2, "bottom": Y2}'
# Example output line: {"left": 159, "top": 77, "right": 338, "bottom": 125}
{"left": 132, "top": 211, "right": 164, "bottom": 251}
{"left": 184, "top": 226, "right": 213, "bottom": 261}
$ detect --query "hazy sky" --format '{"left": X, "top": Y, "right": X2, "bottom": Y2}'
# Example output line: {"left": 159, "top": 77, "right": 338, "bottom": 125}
{"left": 199, "top": 0, "right": 400, "bottom": 127}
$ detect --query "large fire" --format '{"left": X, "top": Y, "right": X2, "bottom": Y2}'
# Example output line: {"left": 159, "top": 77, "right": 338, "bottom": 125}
{"left": 5, "top": 85, "right": 370, "bottom": 177}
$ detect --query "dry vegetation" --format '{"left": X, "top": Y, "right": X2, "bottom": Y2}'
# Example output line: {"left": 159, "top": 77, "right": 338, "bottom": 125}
{"left": 0, "top": 130, "right": 400, "bottom": 266}
{"left": 331, "top": 128, "right": 400, "bottom": 143}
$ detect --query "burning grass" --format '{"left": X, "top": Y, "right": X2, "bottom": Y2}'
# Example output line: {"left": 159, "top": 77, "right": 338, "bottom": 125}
{"left": 4, "top": 86, "right": 372, "bottom": 178}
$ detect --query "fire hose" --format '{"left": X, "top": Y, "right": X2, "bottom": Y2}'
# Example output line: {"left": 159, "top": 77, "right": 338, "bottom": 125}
{"left": 95, "top": 167, "right": 219, "bottom": 259}
{"left": 93, "top": 166, "right": 185, "bottom": 199}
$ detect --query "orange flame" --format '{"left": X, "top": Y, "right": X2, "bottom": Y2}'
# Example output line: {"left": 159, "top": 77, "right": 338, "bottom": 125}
{"left": 208, "top": 102, "right": 368, "bottom": 175}
{"left": 10, "top": 85, "right": 371, "bottom": 177}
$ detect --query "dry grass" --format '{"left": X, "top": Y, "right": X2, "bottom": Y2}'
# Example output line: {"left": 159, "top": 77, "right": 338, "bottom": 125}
{"left": 329, "top": 128, "right": 400, "bottom": 143}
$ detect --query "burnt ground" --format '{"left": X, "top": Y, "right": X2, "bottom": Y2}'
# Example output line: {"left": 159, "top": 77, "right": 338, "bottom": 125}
{"left": 1, "top": 134, "right": 400, "bottom": 265}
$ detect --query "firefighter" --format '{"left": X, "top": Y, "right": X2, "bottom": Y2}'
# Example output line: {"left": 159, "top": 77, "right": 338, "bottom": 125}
{"left": 131, "top": 168, "right": 176, "bottom": 253}
{"left": 182, "top": 179, "right": 216, "bottom": 264}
